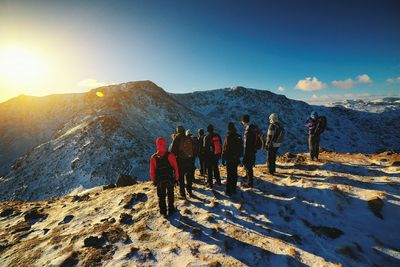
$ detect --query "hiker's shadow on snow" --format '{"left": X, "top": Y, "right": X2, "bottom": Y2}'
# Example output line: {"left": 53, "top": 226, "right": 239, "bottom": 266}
{"left": 246, "top": 177, "right": 400, "bottom": 265}
{"left": 169, "top": 211, "right": 307, "bottom": 267}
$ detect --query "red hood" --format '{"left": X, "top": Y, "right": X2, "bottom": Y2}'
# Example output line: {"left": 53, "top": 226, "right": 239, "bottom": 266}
{"left": 156, "top": 137, "right": 167, "bottom": 155}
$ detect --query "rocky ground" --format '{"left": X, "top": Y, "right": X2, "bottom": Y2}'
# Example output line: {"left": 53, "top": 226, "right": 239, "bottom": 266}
{"left": 0, "top": 151, "right": 399, "bottom": 266}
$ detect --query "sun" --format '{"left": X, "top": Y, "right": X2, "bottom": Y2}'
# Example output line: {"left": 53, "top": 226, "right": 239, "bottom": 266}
{"left": 0, "top": 45, "right": 47, "bottom": 87}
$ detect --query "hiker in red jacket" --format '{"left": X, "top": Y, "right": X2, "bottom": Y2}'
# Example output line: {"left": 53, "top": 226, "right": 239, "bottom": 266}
{"left": 150, "top": 137, "right": 179, "bottom": 217}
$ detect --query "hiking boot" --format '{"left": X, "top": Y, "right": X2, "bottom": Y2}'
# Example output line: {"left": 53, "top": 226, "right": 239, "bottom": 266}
{"left": 242, "top": 182, "right": 253, "bottom": 188}
{"left": 168, "top": 208, "right": 176, "bottom": 216}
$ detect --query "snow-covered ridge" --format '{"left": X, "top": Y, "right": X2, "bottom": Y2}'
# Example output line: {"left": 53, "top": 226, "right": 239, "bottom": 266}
{"left": 328, "top": 97, "right": 400, "bottom": 113}
{"left": 0, "top": 81, "right": 399, "bottom": 201}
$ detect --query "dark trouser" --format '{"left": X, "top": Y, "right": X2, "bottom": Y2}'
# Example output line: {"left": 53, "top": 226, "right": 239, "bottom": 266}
{"left": 157, "top": 180, "right": 174, "bottom": 215}
{"left": 206, "top": 154, "right": 221, "bottom": 186}
{"left": 267, "top": 147, "right": 279, "bottom": 174}
{"left": 244, "top": 153, "right": 256, "bottom": 186}
{"left": 226, "top": 160, "right": 239, "bottom": 194}
{"left": 199, "top": 155, "right": 206, "bottom": 175}
{"left": 189, "top": 157, "right": 196, "bottom": 181}
{"left": 308, "top": 134, "right": 320, "bottom": 160}
{"left": 178, "top": 158, "right": 193, "bottom": 196}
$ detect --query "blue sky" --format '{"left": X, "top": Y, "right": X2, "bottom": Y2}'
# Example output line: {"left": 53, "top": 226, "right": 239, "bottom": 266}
{"left": 0, "top": 0, "right": 399, "bottom": 103}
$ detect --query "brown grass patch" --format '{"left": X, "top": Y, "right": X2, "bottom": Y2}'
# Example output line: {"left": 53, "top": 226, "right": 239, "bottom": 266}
{"left": 287, "top": 247, "right": 297, "bottom": 257}
{"left": 138, "top": 231, "right": 151, "bottom": 241}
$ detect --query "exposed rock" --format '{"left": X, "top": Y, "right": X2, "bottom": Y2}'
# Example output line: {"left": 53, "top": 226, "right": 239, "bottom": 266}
{"left": 83, "top": 236, "right": 106, "bottom": 248}
{"left": 0, "top": 207, "right": 15, "bottom": 217}
{"left": 116, "top": 174, "right": 137, "bottom": 187}
{"left": 24, "top": 209, "right": 48, "bottom": 225}
{"left": 119, "top": 213, "right": 133, "bottom": 225}
{"left": 60, "top": 252, "right": 79, "bottom": 267}
{"left": 311, "top": 226, "right": 344, "bottom": 239}
{"left": 59, "top": 215, "right": 74, "bottom": 225}
{"left": 368, "top": 197, "right": 385, "bottom": 219}
{"left": 71, "top": 194, "right": 90, "bottom": 202}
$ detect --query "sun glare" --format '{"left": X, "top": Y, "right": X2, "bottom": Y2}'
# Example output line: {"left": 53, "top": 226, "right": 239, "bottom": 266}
{"left": 0, "top": 45, "right": 47, "bottom": 87}
{"left": 96, "top": 91, "right": 104, "bottom": 97}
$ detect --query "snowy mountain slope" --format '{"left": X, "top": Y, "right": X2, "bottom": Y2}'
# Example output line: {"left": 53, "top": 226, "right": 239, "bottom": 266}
{"left": 0, "top": 93, "right": 90, "bottom": 176}
{"left": 0, "top": 81, "right": 399, "bottom": 201}
{"left": 1, "top": 151, "right": 399, "bottom": 266}
{"left": 0, "top": 81, "right": 209, "bottom": 201}
{"left": 171, "top": 87, "right": 400, "bottom": 154}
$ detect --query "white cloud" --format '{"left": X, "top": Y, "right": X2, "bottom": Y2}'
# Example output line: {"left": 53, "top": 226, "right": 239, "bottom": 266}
{"left": 386, "top": 77, "right": 400, "bottom": 83}
{"left": 277, "top": 85, "right": 285, "bottom": 92}
{"left": 77, "top": 79, "right": 107, "bottom": 88}
{"left": 356, "top": 74, "right": 372, "bottom": 84}
{"left": 331, "top": 74, "right": 373, "bottom": 89}
{"left": 332, "top": 78, "right": 354, "bottom": 89}
{"left": 295, "top": 77, "right": 327, "bottom": 92}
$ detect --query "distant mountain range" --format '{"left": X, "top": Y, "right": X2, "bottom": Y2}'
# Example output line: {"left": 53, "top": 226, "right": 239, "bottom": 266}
{"left": 1, "top": 81, "right": 399, "bottom": 200}
{"left": 328, "top": 97, "right": 400, "bottom": 113}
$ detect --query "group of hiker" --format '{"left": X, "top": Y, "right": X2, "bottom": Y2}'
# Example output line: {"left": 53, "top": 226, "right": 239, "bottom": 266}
{"left": 150, "top": 111, "right": 327, "bottom": 217}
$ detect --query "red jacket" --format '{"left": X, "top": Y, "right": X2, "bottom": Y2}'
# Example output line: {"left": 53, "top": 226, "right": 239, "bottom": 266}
{"left": 150, "top": 137, "right": 179, "bottom": 182}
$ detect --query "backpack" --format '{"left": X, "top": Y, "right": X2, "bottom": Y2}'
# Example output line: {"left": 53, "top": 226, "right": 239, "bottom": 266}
{"left": 154, "top": 152, "right": 173, "bottom": 184}
{"left": 232, "top": 134, "right": 244, "bottom": 158}
{"left": 254, "top": 126, "right": 262, "bottom": 150}
{"left": 179, "top": 136, "right": 194, "bottom": 159}
{"left": 315, "top": 116, "right": 327, "bottom": 135}
{"left": 273, "top": 123, "right": 285, "bottom": 144}
{"left": 212, "top": 135, "right": 222, "bottom": 155}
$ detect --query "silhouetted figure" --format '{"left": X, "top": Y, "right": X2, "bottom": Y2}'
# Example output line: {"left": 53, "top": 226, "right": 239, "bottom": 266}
{"left": 240, "top": 115, "right": 258, "bottom": 187}
{"left": 305, "top": 111, "right": 327, "bottom": 161}
{"left": 197, "top": 128, "right": 206, "bottom": 176}
{"left": 222, "top": 122, "right": 243, "bottom": 196}
{"left": 186, "top": 129, "right": 198, "bottom": 184}
{"left": 170, "top": 125, "right": 195, "bottom": 198}
{"left": 203, "top": 124, "right": 222, "bottom": 188}
{"left": 150, "top": 137, "right": 179, "bottom": 217}
{"left": 265, "top": 113, "right": 284, "bottom": 175}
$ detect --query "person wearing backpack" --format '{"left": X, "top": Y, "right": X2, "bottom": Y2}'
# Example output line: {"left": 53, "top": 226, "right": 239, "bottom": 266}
{"left": 197, "top": 128, "right": 206, "bottom": 176}
{"left": 150, "top": 137, "right": 180, "bottom": 218}
{"left": 222, "top": 122, "right": 243, "bottom": 196}
{"left": 186, "top": 129, "right": 198, "bottom": 183}
{"left": 265, "top": 113, "right": 284, "bottom": 175}
{"left": 170, "top": 125, "right": 195, "bottom": 198}
{"left": 203, "top": 124, "right": 222, "bottom": 188}
{"left": 240, "top": 115, "right": 261, "bottom": 188}
{"left": 305, "top": 111, "right": 327, "bottom": 161}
